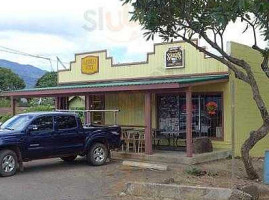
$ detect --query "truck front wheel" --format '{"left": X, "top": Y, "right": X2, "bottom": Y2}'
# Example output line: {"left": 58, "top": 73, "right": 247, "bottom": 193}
{"left": 0, "top": 150, "right": 18, "bottom": 177}
{"left": 87, "top": 143, "right": 108, "bottom": 166}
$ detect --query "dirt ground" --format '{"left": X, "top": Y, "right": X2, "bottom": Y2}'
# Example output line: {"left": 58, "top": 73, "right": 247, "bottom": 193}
{"left": 116, "top": 157, "right": 269, "bottom": 199}
{"left": 117, "top": 158, "right": 264, "bottom": 187}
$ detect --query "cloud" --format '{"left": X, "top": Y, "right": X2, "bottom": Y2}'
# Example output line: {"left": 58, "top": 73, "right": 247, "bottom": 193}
{"left": 0, "top": 0, "right": 267, "bottom": 72}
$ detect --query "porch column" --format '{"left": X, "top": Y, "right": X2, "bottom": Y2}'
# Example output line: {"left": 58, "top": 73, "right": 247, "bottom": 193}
{"left": 55, "top": 97, "right": 69, "bottom": 110}
{"left": 62, "top": 97, "right": 69, "bottom": 110}
{"left": 186, "top": 87, "right": 193, "bottom": 157}
{"left": 144, "top": 92, "right": 153, "bottom": 155}
{"left": 85, "top": 95, "right": 92, "bottom": 124}
{"left": 55, "top": 97, "right": 61, "bottom": 110}
{"left": 10, "top": 96, "right": 16, "bottom": 116}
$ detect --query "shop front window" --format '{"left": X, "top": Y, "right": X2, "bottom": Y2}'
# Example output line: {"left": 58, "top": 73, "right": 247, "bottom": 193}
{"left": 158, "top": 93, "right": 223, "bottom": 140}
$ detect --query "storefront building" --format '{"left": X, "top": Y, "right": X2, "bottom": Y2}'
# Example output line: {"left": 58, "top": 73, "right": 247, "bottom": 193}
{"left": 3, "top": 40, "right": 269, "bottom": 157}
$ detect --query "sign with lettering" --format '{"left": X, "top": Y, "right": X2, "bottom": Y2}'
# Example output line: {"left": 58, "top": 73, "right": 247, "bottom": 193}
{"left": 81, "top": 56, "right": 99, "bottom": 74}
{"left": 165, "top": 47, "right": 184, "bottom": 68}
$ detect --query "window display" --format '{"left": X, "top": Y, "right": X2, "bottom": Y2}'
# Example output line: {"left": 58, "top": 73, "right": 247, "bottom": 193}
{"left": 157, "top": 93, "right": 223, "bottom": 139}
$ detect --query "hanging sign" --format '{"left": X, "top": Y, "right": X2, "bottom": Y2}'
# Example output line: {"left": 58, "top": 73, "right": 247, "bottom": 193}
{"left": 165, "top": 47, "right": 184, "bottom": 68}
{"left": 81, "top": 56, "right": 99, "bottom": 74}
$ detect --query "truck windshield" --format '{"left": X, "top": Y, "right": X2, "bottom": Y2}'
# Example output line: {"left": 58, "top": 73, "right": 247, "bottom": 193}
{"left": 1, "top": 115, "right": 34, "bottom": 131}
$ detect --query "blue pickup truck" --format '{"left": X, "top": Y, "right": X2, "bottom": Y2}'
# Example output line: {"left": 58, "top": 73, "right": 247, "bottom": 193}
{"left": 0, "top": 112, "right": 122, "bottom": 177}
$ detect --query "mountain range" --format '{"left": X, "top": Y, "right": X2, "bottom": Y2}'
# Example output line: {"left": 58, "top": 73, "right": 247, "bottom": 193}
{"left": 0, "top": 59, "right": 47, "bottom": 88}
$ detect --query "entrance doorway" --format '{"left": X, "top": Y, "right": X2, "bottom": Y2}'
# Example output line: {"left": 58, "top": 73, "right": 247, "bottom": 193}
{"left": 91, "top": 95, "right": 105, "bottom": 125}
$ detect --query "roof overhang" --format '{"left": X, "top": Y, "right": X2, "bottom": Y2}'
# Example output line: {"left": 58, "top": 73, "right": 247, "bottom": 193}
{"left": 1, "top": 74, "right": 229, "bottom": 98}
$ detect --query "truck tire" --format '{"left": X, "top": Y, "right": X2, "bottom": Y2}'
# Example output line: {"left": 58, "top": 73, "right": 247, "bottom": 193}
{"left": 87, "top": 143, "right": 108, "bottom": 166}
{"left": 0, "top": 150, "right": 18, "bottom": 177}
{"left": 60, "top": 155, "right": 77, "bottom": 162}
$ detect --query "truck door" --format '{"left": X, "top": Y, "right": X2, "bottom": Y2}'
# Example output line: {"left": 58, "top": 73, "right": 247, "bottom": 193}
{"left": 25, "top": 116, "right": 56, "bottom": 159}
{"left": 54, "top": 115, "right": 85, "bottom": 155}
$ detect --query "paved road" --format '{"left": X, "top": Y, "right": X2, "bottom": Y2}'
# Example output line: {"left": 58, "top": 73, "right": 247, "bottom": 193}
{"left": 0, "top": 158, "right": 127, "bottom": 200}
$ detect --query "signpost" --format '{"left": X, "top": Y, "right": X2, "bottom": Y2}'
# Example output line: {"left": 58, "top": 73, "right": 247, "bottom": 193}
{"left": 264, "top": 150, "right": 269, "bottom": 184}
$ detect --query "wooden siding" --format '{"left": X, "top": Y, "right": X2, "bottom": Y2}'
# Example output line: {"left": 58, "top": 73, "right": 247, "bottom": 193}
{"left": 58, "top": 41, "right": 228, "bottom": 84}
{"left": 105, "top": 92, "right": 156, "bottom": 128}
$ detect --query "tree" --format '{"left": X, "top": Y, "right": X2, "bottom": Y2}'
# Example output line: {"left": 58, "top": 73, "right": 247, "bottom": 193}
{"left": 35, "top": 71, "right": 57, "bottom": 88}
{"left": 34, "top": 72, "right": 57, "bottom": 106}
{"left": 123, "top": 0, "right": 269, "bottom": 179}
{"left": 0, "top": 67, "right": 25, "bottom": 91}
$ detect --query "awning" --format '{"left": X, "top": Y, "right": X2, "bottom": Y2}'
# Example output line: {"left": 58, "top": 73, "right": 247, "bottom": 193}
{"left": 1, "top": 74, "right": 229, "bottom": 97}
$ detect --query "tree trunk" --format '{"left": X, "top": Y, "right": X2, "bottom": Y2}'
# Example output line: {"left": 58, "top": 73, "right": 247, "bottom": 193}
{"left": 179, "top": 35, "right": 269, "bottom": 180}
{"left": 241, "top": 124, "right": 269, "bottom": 180}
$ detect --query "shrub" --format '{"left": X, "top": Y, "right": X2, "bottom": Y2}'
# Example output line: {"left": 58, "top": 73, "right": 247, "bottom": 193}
{"left": 0, "top": 98, "right": 10, "bottom": 108}
{"left": 0, "top": 114, "right": 12, "bottom": 123}
{"left": 185, "top": 166, "right": 206, "bottom": 176}
{"left": 24, "top": 105, "right": 54, "bottom": 113}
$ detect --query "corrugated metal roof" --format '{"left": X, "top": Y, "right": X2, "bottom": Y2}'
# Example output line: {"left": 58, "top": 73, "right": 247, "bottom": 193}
{"left": 4, "top": 74, "right": 229, "bottom": 93}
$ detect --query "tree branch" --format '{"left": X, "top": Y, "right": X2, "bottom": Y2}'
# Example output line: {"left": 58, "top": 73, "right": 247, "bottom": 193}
{"left": 200, "top": 32, "right": 251, "bottom": 70}
{"left": 174, "top": 33, "right": 250, "bottom": 83}
{"left": 241, "top": 17, "right": 258, "bottom": 46}
{"left": 181, "top": 18, "right": 251, "bottom": 71}
{"left": 177, "top": 32, "right": 269, "bottom": 122}
{"left": 261, "top": 56, "right": 269, "bottom": 78}
{"left": 252, "top": 45, "right": 269, "bottom": 78}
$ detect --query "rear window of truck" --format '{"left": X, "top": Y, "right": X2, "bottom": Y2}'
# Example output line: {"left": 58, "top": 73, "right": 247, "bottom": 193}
{"left": 56, "top": 115, "right": 77, "bottom": 130}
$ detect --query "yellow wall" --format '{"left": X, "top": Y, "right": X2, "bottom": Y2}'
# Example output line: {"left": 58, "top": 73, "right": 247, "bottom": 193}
{"left": 58, "top": 41, "right": 228, "bottom": 84}
{"left": 105, "top": 92, "right": 156, "bottom": 128}
{"left": 69, "top": 97, "right": 85, "bottom": 109}
{"left": 229, "top": 42, "right": 269, "bottom": 157}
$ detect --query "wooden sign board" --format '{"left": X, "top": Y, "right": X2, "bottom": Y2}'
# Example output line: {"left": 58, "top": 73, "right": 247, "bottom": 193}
{"left": 81, "top": 56, "right": 99, "bottom": 74}
{"left": 165, "top": 47, "right": 184, "bottom": 68}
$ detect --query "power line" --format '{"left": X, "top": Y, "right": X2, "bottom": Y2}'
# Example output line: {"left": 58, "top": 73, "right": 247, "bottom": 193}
{"left": 0, "top": 45, "right": 50, "bottom": 60}
{"left": 0, "top": 45, "right": 70, "bottom": 71}
{"left": 0, "top": 48, "right": 53, "bottom": 71}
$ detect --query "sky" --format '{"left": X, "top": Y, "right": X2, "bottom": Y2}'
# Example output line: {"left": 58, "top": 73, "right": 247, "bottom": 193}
{"left": 0, "top": 0, "right": 267, "bottom": 71}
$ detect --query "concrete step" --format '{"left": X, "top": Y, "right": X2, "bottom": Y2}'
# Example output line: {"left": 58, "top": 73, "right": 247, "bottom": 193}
{"left": 122, "top": 160, "right": 169, "bottom": 171}
{"left": 112, "top": 149, "right": 232, "bottom": 165}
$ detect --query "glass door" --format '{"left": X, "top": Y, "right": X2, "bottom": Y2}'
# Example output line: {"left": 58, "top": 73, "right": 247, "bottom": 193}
{"left": 156, "top": 93, "right": 223, "bottom": 150}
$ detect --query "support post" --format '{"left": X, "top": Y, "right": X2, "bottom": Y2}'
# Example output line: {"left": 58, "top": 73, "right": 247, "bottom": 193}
{"left": 55, "top": 97, "right": 61, "bottom": 110}
{"left": 10, "top": 96, "right": 16, "bottom": 116}
{"left": 186, "top": 87, "right": 193, "bottom": 157}
{"left": 62, "top": 97, "right": 69, "bottom": 110}
{"left": 144, "top": 92, "right": 153, "bottom": 155}
{"left": 55, "top": 97, "right": 68, "bottom": 110}
{"left": 85, "top": 95, "right": 92, "bottom": 125}
{"left": 66, "top": 97, "right": 69, "bottom": 110}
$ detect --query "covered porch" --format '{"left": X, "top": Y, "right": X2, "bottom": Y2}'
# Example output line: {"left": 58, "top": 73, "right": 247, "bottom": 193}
{"left": 2, "top": 74, "right": 229, "bottom": 158}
